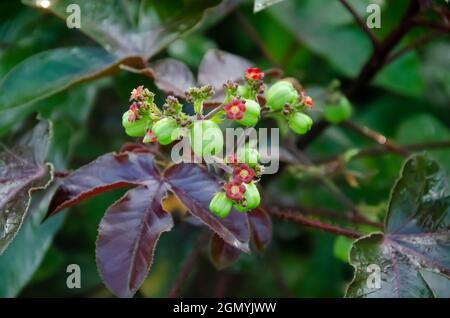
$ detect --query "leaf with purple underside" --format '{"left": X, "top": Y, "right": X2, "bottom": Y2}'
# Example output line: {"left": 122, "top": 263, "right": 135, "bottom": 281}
{"left": 46, "top": 151, "right": 160, "bottom": 217}
{"left": 164, "top": 163, "right": 250, "bottom": 253}
{"left": 0, "top": 120, "right": 53, "bottom": 254}
{"left": 209, "top": 234, "right": 241, "bottom": 270}
{"left": 347, "top": 154, "right": 450, "bottom": 298}
{"left": 149, "top": 59, "right": 196, "bottom": 98}
{"left": 96, "top": 184, "right": 173, "bottom": 298}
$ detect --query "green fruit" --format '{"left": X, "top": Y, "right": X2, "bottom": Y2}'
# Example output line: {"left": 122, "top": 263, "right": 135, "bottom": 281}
{"left": 237, "top": 146, "right": 260, "bottom": 166}
{"left": 266, "top": 81, "right": 299, "bottom": 111}
{"left": 189, "top": 120, "right": 224, "bottom": 157}
{"left": 323, "top": 96, "right": 353, "bottom": 124}
{"left": 243, "top": 182, "right": 260, "bottom": 209}
{"left": 237, "top": 85, "right": 252, "bottom": 99}
{"left": 288, "top": 112, "right": 313, "bottom": 135}
{"left": 122, "top": 111, "right": 151, "bottom": 137}
{"left": 237, "top": 99, "right": 260, "bottom": 127}
{"left": 234, "top": 203, "right": 251, "bottom": 213}
{"left": 209, "top": 192, "right": 233, "bottom": 218}
{"left": 152, "top": 118, "right": 180, "bottom": 145}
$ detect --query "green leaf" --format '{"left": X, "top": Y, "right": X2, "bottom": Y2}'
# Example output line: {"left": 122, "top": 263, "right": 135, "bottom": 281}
{"left": 0, "top": 47, "right": 129, "bottom": 110}
{"left": 346, "top": 154, "right": 450, "bottom": 298}
{"left": 23, "top": 0, "right": 221, "bottom": 59}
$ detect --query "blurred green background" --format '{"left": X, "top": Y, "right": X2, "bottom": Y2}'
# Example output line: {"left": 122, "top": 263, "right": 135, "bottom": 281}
{"left": 0, "top": 0, "right": 449, "bottom": 297}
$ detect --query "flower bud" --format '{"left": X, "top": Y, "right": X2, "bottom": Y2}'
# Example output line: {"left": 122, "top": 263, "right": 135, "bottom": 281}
{"left": 323, "top": 96, "right": 353, "bottom": 124}
{"left": 122, "top": 111, "right": 151, "bottom": 137}
{"left": 209, "top": 192, "right": 233, "bottom": 218}
{"left": 288, "top": 112, "right": 313, "bottom": 135}
{"left": 152, "top": 118, "right": 180, "bottom": 145}
{"left": 237, "top": 99, "right": 261, "bottom": 127}
{"left": 266, "top": 81, "right": 299, "bottom": 111}
{"left": 189, "top": 120, "right": 224, "bottom": 157}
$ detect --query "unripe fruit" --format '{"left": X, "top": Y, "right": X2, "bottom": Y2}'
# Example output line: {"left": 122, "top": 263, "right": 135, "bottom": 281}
{"left": 237, "top": 85, "right": 252, "bottom": 99}
{"left": 323, "top": 96, "right": 353, "bottom": 124}
{"left": 266, "top": 81, "right": 299, "bottom": 111}
{"left": 209, "top": 192, "right": 233, "bottom": 218}
{"left": 152, "top": 118, "right": 180, "bottom": 145}
{"left": 234, "top": 203, "right": 251, "bottom": 213}
{"left": 288, "top": 112, "right": 313, "bottom": 135}
{"left": 189, "top": 120, "right": 224, "bottom": 157}
{"left": 122, "top": 111, "right": 151, "bottom": 137}
{"left": 237, "top": 99, "right": 261, "bottom": 127}
{"left": 243, "top": 182, "right": 260, "bottom": 209}
{"left": 237, "top": 146, "right": 260, "bottom": 166}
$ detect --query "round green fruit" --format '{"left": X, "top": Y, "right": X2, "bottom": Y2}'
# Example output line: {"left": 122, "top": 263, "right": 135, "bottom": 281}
{"left": 122, "top": 111, "right": 151, "bottom": 137}
{"left": 152, "top": 118, "right": 180, "bottom": 145}
{"left": 237, "top": 146, "right": 260, "bottom": 166}
{"left": 243, "top": 182, "right": 260, "bottom": 209}
{"left": 323, "top": 96, "right": 353, "bottom": 124}
{"left": 209, "top": 192, "right": 233, "bottom": 218}
{"left": 237, "top": 85, "right": 252, "bottom": 99}
{"left": 237, "top": 99, "right": 261, "bottom": 127}
{"left": 189, "top": 120, "right": 224, "bottom": 157}
{"left": 288, "top": 112, "right": 313, "bottom": 135}
{"left": 266, "top": 81, "right": 299, "bottom": 111}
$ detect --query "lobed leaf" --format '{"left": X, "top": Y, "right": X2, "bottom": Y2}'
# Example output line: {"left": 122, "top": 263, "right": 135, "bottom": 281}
{"left": 209, "top": 233, "right": 241, "bottom": 270}
{"left": 347, "top": 154, "right": 450, "bottom": 298}
{"left": 0, "top": 120, "right": 53, "bottom": 254}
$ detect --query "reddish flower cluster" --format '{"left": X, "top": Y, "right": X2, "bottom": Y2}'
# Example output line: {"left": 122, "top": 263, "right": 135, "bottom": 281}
{"left": 224, "top": 164, "right": 255, "bottom": 201}
{"left": 245, "top": 67, "right": 264, "bottom": 81}
{"left": 224, "top": 99, "right": 246, "bottom": 120}
{"left": 130, "top": 85, "right": 145, "bottom": 101}
{"left": 301, "top": 91, "right": 314, "bottom": 108}
{"left": 143, "top": 130, "right": 157, "bottom": 143}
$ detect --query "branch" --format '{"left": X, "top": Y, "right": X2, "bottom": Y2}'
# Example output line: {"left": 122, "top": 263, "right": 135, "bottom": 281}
{"left": 168, "top": 232, "right": 209, "bottom": 298}
{"left": 341, "top": 121, "right": 411, "bottom": 157}
{"left": 338, "top": 0, "right": 380, "bottom": 49}
{"left": 267, "top": 207, "right": 363, "bottom": 239}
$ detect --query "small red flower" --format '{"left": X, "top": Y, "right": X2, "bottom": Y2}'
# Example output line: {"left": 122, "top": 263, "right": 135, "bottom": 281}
{"left": 143, "top": 130, "right": 157, "bottom": 143}
{"left": 233, "top": 164, "right": 255, "bottom": 184}
{"left": 301, "top": 91, "right": 313, "bottom": 108}
{"left": 130, "top": 85, "right": 144, "bottom": 101}
{"left": 224, "top": 99, "right": 246, "bottom": 120}
{"left": 227, "top": 153, "right": 238, "bottom": 165}
{"left": 245, "top": 67, "right": 264, "bottom": 81}
{"left": 127, "top": 103, "right": 139, "bottom": 122}
{"left": 224, "top": 180, "right": 246, "bottom": 201}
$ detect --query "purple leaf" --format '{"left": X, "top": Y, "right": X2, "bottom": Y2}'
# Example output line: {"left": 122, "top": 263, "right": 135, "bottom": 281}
{"left": 248, "top": 208, "right": 272, "bottom": 253}
{"left": 0, "top": 120, "right": 53, "bottom": 254}
{"left": 47, "top": 151, "right": 159, "bottom": 217}
{"left": 209, "top": 234, "right": 241, "bottom": 270}
{"left": 164, "top": 163, "right": 250, "bottom": 253}
{"left": 149, "top": 59, "right": 196, "bottom": 98}
{"left": 198, "top": 49, "right": 252, "bottom": 102}
{"left": 96, "top": 184, "right": 173, "bottom": 298}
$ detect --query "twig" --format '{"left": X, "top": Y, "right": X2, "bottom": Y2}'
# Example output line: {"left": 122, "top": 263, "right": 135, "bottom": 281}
{"left": 204, "top": 102, "right": 226, "bottom": 119}
{"left": 338, "top": 0, "right": 380, "bottom": 49}
{"left": 267, "top": 207, "right": 363, "bottom": 239}
{"left": 341, "top": 121, "right": 411, "bottom": 157}
{"left": 316, "top": 140, "right": 450, "bottom": 164}
{"left": 386, "top": 30, "right": 446, "bottom": 64}
{"left": 168, "top": 232, "right": 209, "bottom": 298}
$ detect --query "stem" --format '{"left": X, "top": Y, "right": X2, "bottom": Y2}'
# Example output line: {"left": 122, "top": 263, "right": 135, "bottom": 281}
{"left": 341, "top": 121, "right": 411, "bottom": 157}
{"left": 168, "top": 233, "right": 209, "bottom": 298}
{"left": 204, "top": 102, "right": 226, "bottom": 120}
{"left": 267, "top": 207, "right": 363, "bottom": 239}
{"left": 338, "top": 0, "right": 380, "bottom": 49}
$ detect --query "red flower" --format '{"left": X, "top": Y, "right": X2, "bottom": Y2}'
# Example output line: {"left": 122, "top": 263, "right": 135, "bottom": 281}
{"left": 301, "top": 91, "right": 313, "bottom": 108}
{"left": 224, "top": 99, "right": 246, "bottom": 120}
{"left": 233, "top": 164, "right": 255, "bottom": 184}
{"left": 224, "top": 180, "right": 246, "bottom": 201}
{"left": 245, "top": 67, "right": 264, "bottom": 81}
{"left": 127, "top": 103, "right": 139, "bottom": 122}
{"left": 130, "top": 85, "right": 144, "bottom": 101}
{"left": 143, "top": 130, "right": 157, "bottom": 143}
{"left": 227, "top": 153, "right": 238, "bottom": 165}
